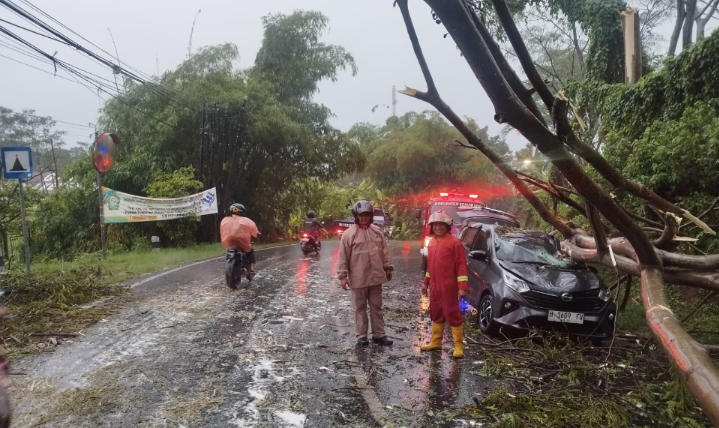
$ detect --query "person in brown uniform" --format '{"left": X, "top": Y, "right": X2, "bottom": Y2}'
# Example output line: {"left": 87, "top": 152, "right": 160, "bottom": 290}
{"left": 337, "top": 200, "right": 394, "bottom": 346}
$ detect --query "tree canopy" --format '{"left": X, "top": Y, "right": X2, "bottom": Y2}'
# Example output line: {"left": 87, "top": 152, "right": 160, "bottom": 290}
{"left": 57, "top": 10, "right": 365, "bottom": 246}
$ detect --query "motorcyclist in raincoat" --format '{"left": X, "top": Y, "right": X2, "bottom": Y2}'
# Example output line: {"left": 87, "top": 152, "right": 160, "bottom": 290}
{"left": 220, "top": 203, "right": 259, "bottom": 279}
{"left": 420, "top": 209, "right": 469, "bottom": 358}
{"left": 302, "top": 210, "right": 325, "bottom": 250}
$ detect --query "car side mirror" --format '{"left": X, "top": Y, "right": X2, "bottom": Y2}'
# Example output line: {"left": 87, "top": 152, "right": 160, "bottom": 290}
{"left": 469, "top": 250, "right": 488, "bottom": 262}
{"left": 413, "top": 209, "right": 421, "bottom": 219}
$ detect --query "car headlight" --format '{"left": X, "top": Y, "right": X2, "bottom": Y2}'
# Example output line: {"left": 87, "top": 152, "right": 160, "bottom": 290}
{"left": 502, "top": 270, "right": 530, "bottom": 294}
{"left": 598, "top": 286, "right": 612, "bottom": 302}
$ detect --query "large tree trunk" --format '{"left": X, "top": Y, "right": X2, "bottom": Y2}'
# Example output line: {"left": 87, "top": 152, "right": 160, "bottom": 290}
{"left": 668, "top": 0, "right": 685, "bottom": 56}
{"left": 683, "top": 0, "right": 698, "bottom": 48}
{"left": 696, "top": 0, "right": 719, "bottom": 41}
{"left": 396, "top": 0, "right": 719, "bottom": 424}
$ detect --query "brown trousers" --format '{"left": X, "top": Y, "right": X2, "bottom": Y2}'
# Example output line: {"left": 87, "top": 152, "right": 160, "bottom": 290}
{"left": 351, "top": 285, "right": 386, "bottom": 339}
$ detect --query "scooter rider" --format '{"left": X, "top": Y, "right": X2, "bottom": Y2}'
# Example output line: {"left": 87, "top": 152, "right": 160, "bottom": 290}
{"left": 303, "top": 210, "right": 325, "bottom": 250}
{"left": 220, "top": 203, "right": 259, "bottom": 279}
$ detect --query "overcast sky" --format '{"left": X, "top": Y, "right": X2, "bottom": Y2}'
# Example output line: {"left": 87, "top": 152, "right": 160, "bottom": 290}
{"left": 0, "top": 0, "right": 715, "bottom": 152}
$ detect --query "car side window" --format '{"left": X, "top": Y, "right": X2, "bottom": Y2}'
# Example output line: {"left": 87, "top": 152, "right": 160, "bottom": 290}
{"left": 462, "top": 228, "right": 479, "bottom": 249}
{"left": 472, "top": 230, "right": 490, "bottom": 252}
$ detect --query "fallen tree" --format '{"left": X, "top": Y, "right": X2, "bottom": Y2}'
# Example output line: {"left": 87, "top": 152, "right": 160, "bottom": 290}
{"left": 395, "top": 0, "right": 719, "bottom": 424}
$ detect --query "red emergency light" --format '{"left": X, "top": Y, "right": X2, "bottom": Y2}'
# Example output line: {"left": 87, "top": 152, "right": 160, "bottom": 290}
{"left": 439, "top": 192, "right": 449, "bottom": 197}
{"left": 469, "top": 194, "right": 478, "bottom": 198}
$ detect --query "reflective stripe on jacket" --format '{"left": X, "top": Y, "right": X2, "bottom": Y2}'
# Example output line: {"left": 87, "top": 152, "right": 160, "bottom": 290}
{"left": 422, "top": 234, "right": 469, "bottom": 291}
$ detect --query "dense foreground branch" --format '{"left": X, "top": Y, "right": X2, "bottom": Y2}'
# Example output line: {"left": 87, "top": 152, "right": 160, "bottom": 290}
{"left": 493, "top": 0, "right": 714, "bottom": 236}
{"left": 395, "top": 0, "right": 573, "bottom": 239}
{"left": 405, "top": 1, "right": 719, "bottom": 422}
{"left": 564, "top": 241, "right": 719, "bottom": 293}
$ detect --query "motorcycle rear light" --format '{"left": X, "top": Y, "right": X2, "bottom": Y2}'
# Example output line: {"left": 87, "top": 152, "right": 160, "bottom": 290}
{"left": 303, "top": 233, "right": 308, "bottom": 238}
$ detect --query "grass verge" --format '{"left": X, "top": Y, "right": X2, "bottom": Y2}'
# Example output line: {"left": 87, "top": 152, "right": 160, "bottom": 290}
{"left": 1, "top": 241, "right": 290, "bottom": 359}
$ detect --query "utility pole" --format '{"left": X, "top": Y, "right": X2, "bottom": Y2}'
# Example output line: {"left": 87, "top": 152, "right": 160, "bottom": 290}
{"left": 392, "top": 85, "right": 397, "bottom": 117}
{"left": 94, "top": 130, "right": 107, "bottom": 260}
{"left": 18, "top": 178, "right": 30, "bottom": 272}
{"left": 49, "top": 138, "right": 59, "bottom": 190}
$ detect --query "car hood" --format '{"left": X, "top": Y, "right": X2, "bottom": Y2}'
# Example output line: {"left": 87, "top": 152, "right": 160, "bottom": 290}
{"left": 500, "top": 261, "right": 601, "bottom": 292}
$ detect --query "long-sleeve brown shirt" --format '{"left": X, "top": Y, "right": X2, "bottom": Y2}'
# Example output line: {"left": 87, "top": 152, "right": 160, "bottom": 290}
{"left": 336, "top": 224, "right": 393, "bottom": 289}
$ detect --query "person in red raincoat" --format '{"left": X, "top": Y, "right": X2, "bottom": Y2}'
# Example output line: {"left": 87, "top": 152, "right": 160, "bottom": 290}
{"left": 420, "top": 209, "right": 469, "bottom": 358}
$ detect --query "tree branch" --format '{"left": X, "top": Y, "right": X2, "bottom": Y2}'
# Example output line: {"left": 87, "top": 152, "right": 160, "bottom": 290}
{"left": 516, "top": 171, "right": 585, "bottom": 214}
{"left": 653, "top": 212, "right": 681, "bottom": 251}
{"left": 464, "top": 3, "right": 547, "bottom": 126}
{"left": 564, "top": 242, "right": 719, "bottom": 292}
{"left": 681, "top": 195, "right": 719, "bottom": 229}
{"left": 573, "top": 233, "right": 719, "bottom": 271}
{"left": 418, "top": 2, "right": 719, "bottom": 419}
{"left": 614, "top": 197, "right": 665, "bottom": 228}
{"left": 553, "top": 96, "right": 715, "bottom": 235}
{"left": 620, "top": 275, "right": 633, "bottom": 311}
{"left": 586, "top": 201, "right": 609, "bottom": 260}
{"left": 396, "top": 0, "right": 573, "bottom": 239}
{"left": 490, "top": 0, "right": 555, "bottom": 111}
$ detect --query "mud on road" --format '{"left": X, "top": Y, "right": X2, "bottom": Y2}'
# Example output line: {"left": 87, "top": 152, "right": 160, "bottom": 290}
{"left": 12, "top": 241, "right": 490, "bottom": 427}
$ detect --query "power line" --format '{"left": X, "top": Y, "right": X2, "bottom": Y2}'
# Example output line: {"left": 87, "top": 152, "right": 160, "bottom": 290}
{"left": 0, "top": 52, "right": 80, "bottom": 85}
{"left": 0, "top": 17, "right": 65, "bottom": 43}
{"left": 1, "top": 0, "right": 202, "bottom": 110}
{"left": 1, "top": 1, "right": 193, "bottom": 130}
{"left": 0, "top": 37, "right": 51, "bottom": 64}
{"left": 1, "top": 42, "right": 178, "bottom": 131}
{"left": 52, "top": 119, "right": 94, "bottom": 128}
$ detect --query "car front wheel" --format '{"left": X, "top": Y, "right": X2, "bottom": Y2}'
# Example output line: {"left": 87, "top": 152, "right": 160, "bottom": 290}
{"left": 478, "top": 294, "right": 498, "bottom": 335}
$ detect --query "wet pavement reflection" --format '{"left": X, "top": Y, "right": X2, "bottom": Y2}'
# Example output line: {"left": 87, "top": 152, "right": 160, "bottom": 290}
{"left": 11, "top": 239, "right": 491, "bottom": 427}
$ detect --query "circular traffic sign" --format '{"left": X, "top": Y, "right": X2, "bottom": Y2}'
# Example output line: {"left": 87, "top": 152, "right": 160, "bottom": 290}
{"left": 92, "top": 133, "right": 120, "bottom": 173}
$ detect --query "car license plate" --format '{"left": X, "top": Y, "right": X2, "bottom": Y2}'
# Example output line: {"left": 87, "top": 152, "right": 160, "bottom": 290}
{"left": 548, "top": 310, "right": 584, "bottom": 324}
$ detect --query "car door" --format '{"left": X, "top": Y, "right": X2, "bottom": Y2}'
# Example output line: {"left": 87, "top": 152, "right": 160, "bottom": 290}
{"left": 466, "top": 228, "right": 492, "bottom": 306}
{"left": 461, "top": 226, "right": 482, "bottom": 307}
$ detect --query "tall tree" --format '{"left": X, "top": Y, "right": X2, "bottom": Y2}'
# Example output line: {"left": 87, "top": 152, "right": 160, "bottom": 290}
{"left": 395, "top": 0, "right": 719, "bottom": 422}
{"left": 54, "top": 10, "right": 364, "bottom": 251}
{"left": 668, "top": 0, "right": 719, "bottom": 55}
{"left": 355, "top": 111, "right": 511, "bottom": 199}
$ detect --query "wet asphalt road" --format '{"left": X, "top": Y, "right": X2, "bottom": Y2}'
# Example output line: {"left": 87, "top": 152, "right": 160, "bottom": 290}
{"left": 11, "top": 240, "right": 490, "bottom": 427}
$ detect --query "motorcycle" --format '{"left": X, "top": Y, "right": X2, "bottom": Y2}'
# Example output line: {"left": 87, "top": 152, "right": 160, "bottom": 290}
{"left": 300, "top": 233, "right": 321, "bottom": 256}
{"left": 225, "top": 246, "right": 251, "bottom": 290}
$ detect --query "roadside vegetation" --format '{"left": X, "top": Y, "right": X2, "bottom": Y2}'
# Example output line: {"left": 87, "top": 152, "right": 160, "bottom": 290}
{"left": 0, "top": 242, "right": 287, "bottom": 359}
{"left": 1, "top": 0, "right": 719, "bottom": 423}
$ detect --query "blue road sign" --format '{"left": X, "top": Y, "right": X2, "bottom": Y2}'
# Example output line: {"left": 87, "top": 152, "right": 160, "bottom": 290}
{"left": 1, "top": 147, "right": 33, "bottom": 180}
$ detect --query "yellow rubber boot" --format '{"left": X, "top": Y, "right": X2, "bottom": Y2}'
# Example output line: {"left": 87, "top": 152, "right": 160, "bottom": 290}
{"left": 420, "top": 322, "right": 444, "bottom": 351}
{"left": 451, "top": 324, "right": 465, "bottom": 358}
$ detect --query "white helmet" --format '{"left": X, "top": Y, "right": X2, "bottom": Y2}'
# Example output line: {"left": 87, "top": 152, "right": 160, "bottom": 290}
{"left": 428, "top": 210, "right": 452, "bottom": 227}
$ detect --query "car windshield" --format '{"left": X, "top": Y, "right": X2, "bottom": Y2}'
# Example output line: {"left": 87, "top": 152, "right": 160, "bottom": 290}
{"left": 373, "top": 209, "right": 385, "bottom": 216}
{"left": 495, "top": 232, "right": 575, "bottom": 268}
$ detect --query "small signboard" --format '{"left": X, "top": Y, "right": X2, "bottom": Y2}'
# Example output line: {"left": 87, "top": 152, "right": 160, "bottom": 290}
{"left": 1, "top": 147, "right": 33, "bottom": 180}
